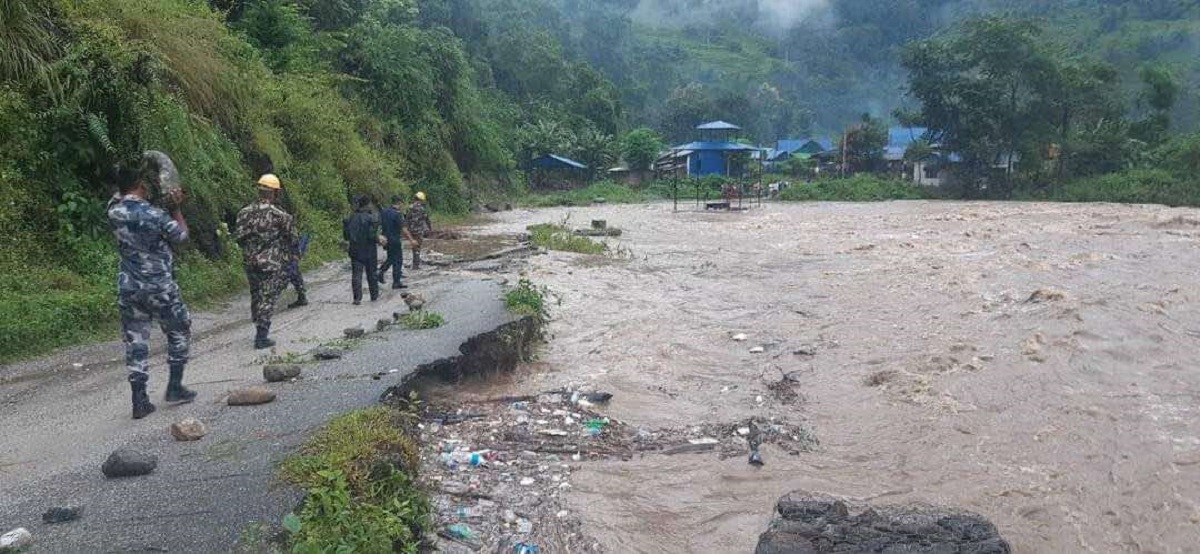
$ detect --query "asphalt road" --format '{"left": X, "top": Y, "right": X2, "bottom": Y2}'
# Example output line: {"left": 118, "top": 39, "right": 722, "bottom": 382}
{"left": 0, "top": 261, "right": 516, "bottom": 553}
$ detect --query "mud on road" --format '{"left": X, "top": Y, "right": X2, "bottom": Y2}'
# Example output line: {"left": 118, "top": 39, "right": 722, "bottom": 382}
{"left": 445, "top": 200, "right": 1200, "bottom": 553}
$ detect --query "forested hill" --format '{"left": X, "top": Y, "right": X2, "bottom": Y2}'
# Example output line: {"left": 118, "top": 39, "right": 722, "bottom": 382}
{"left": 540, "top": 0, "right": 1200, "bottom": 142}
{"left": 1, "top": 0, "right": 1198, "bottom": 360}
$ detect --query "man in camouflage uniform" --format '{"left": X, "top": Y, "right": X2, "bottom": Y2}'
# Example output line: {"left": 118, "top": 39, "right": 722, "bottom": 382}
{"left": 407, "top": 191, "right": 432, "bottom": 270}
{"left": 236, "top": 174, "right": 298, "bottom": 349}
{"left": 107, "top": 164, "right": 197, "bottom": 420}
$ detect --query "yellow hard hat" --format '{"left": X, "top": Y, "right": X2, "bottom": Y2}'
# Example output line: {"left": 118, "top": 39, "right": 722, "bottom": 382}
{"left": 415, "top": 191, "right": 427, "bottom": 201}
{"left": 257, "top": 173, "right": 281, "bottom": 190}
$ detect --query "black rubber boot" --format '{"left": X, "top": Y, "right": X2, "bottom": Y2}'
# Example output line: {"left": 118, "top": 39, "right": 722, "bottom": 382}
{"left": 412, "top": 249, "right": 421, "bottom": 270}
{"left": 254, "top": 325, "right": 276, "bottom": 350}
{"left": 165, "top": 364, "right": 197, "bottom": 403}
{"left": 131, "top": 381, "right": 156, "bottom": 420}
{"left": 287, "top": 293, "right": 308, "bottom": 309}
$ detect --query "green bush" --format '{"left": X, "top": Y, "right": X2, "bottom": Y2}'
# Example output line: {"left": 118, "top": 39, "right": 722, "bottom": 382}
{"left": 399, "top": 311, "right": 446, "bottom": 330}
{"left": 504, "top": 278, "right": 550, "bottom": 321}
{"left": 522, "top": 180, "right": 656, "bottom": 207}
{"left": 779, "top": 175, "right": 931, "bottom": 202}
{"left": 527, "top": 223, "right": 608, "bottom": 254}
{"left": 281, "top": 407, "right": 428, "bottom": 554}
{"left": 1051, "top": 169, "right": 1200, "bottom": 206}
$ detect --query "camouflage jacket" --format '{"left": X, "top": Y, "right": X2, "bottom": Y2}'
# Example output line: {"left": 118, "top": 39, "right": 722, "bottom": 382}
{"left": 236, "top": 202, "right": 297, "bottom": 273}
{"left": 107, "top": 194, "right": 188, "bottom": 294}
{"left": 407, "top": 201, "right": 431, "bottom": 236}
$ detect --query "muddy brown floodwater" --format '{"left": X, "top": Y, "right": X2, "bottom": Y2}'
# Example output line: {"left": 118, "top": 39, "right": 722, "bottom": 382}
{"left": 461, "top": 201, "right": 1200, "bottom": 553}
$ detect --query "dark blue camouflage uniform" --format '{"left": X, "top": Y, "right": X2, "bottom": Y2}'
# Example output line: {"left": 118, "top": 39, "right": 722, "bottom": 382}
{"left": 107, "top": 194, "right": 191, "bottom": 384}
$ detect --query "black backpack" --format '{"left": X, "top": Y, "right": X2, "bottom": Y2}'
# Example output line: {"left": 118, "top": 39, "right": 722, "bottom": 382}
{"left": 347, "top": 212, "right": 376, "bottom": 246}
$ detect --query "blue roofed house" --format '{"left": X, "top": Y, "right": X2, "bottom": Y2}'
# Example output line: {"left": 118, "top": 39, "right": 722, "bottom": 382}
{"left": 662, "top": 121, "right": 764, "bottom": 178}
{"left": 884, "top": 127, "right": 967, "bottom": 187}
{"left": 529, "top": 154, "right": 589, "bottom": 190}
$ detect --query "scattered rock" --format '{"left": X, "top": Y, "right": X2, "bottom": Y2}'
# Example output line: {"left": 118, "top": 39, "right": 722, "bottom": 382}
{"left": 1027, "top": 288, "right": 1066, "bottom": 303}
{"left": 377, "top": 318, "right": 393, "bottom": 332}
{"left": 263, "top": 364, "right": 302, "bottom": 383}
{"left": 312, "top": 347, "right": 344, "bottom": 360}
{"left": 750, "top": 346, "right": 765, "bottom": 354}
{"left": 1022, "top": 334, "right": 1047, "bottom": 363}
{"left": 592, "top": 197, "right": 607, "bottom": 204}
{"left": 755, "top": 491, "right": 1011, "bottom": 554}
{"left": 520, "top": 477, "right": 536, "bottom": 486}
{"left": 865, "top": 370, "right": 900, "bottom": 387}
{"left": 591, "top": 220, "right": 607, "bottom": 230}
{"left": 169, "top": 418, "right": 208, "bottom": 441}
{"left": 344, "top": 326, "right": 366, "bottom": 339}
{"left": 0, "top": 528, "right": 32, "bottom": 550}
{"left": 402, "top": 292, "right": 426, "bottom": 312}
{"left": 101, "top": 449, "right": 157, "bottom": 478}
{"left": 793, "top": 346, "right": 816, "bottom": 357}
{"left": 42, "top": 506, "right": 82, "bottom": 525}
{"left": 584, "top": 391, "right": 613, "bottom": 404}
{"left": 732, "top": 333, "right": 748, "bottom": 342}
{"left": 227, "top": 387, "right": 277, "bottom": 406}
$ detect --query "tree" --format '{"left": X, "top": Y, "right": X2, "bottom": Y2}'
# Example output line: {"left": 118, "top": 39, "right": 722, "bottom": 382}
{"left": 1133, "top": 64, "right": 1178, "bottom": 143}
{"left": 841, "top": 114, "right": 887, "bottom": 174}
{"left": 572, "top": 126, "right": 618, "bottom": 177}
{"left": 902, "top": 17, "right": 1126, "bottom": 192}
{"left": 621, "top": 127, "right": 663, "bottom": 171}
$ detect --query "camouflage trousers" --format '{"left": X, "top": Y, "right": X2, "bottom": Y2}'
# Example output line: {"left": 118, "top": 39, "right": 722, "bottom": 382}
{"left": 118, "top": 286, "right": 191, "bottom": 384}
{"left": 247, "top": 269, "right": 287, "bottom": 328}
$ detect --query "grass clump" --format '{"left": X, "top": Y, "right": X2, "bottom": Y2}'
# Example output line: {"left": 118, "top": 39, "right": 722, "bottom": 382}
{"left": 522, "top": 181, "right": 657, "bottom": 207}
{"left": 527, "top": 223, "right": 608, "bottom": 255}
{"left": 399, "top": 311, "right": 446, "bottom": 330}
{"left": 280, "top": 406, "right": 428, "bottom": 554}
{"left": 504, "top": 278, "right": 550, "bottom": 321}
{"left": 780, "top": 175, "right": 931, "bottom": 202}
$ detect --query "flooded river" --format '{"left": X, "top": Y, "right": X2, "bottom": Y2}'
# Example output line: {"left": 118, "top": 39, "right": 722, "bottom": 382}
{"left": 467, "top": 201, "right": 1200, "bottom": 553}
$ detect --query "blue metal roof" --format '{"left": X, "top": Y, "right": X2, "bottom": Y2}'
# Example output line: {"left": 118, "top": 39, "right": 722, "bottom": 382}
{"left": 696, "top": 121, "right": 742, "bottom": 131}
{"left": 531, "top": 154, "right": 587, "bottom": 170}
{"left": 673, "top": 141, "right": 761, "bottom": 152}
{"left": 888, "top": 127, "right": 928, "bottom": 148}
{"left": 777, "top": 138, "right": 834, "bottom": 155}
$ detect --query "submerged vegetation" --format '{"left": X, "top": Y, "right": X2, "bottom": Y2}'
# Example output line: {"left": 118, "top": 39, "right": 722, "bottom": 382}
{"left": 527, "top": 223, "right": 608, "bottom": 255}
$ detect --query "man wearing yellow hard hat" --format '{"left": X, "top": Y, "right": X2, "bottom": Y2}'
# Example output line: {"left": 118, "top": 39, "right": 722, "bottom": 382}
{"left": 407, "top": 191, "right": 432, "bottom": 270}
{"left": 235, "top": 174, "right": 298, "bottom": 349}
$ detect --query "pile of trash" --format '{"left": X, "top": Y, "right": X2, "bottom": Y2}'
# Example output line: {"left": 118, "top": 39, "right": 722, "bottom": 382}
{"left": 415, "top": 388, "right": 820, "bottom": 552}
{"left": 418, "top": 389, "right": 619, "bottom": 553}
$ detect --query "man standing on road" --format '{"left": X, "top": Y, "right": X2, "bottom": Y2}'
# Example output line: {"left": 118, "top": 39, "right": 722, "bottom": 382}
{"left": 407, "top": 191, "right": 432, "bottom": 270}
{"left": 344, "top": 194, "right": 382, "bottom": 305}
{"left": 377, "top": 195, "right": 414, "bottom": 289}
{"left": 236, "top": 174, "right": 298, "bottom": 350}
{"left": 286, "top": 232, "right": 311, "bottom": 309}
{"left": 107, "top": 163, "right": 197, "bottom": 420}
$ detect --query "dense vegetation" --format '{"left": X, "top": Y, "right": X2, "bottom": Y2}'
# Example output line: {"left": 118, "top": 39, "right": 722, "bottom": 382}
{"left": 4, "top": 0, "right": 1200, "bottom": 361}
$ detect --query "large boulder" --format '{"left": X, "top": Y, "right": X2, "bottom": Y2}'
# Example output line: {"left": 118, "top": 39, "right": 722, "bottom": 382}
{"left": 227, "top": 387, "right": 277, "bottom": 406}
{"left": 755, "top": 491, "right": 1011, "bottom": 554}
{"left": 101, "top": 449, "right": 157, "bottom": 478}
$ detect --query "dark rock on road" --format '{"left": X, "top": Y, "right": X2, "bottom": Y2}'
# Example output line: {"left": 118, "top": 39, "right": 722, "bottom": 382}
{"left": 756, "top": 491, "right": 1011, "bottom": 554}
{"left": 263, "top": 364, "right": 302, "bottom": 383}
{"left": 101, "top": 449, "right": 157, "bottom": 479}
{"left": 227, "top": 387, "right": 277, "bottom": 406}
{"left": 42, "top": 506, "right": 83, "bottom": 524}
